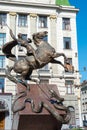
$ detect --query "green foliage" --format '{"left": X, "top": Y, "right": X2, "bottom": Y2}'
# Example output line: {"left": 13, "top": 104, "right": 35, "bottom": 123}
{"left": 72, "top": 128, "right": 83, "bottom": 130}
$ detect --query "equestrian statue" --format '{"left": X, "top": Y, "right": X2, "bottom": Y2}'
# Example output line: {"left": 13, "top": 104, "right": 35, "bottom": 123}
{"left": 2, "top": 29, "right": 73, "bottom": 124}
{"left": 2, "top": 29, "right": 74, "bottom": 83}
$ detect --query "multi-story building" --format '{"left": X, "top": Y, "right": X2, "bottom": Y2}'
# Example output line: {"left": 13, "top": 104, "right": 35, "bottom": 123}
{"left": 0, "top": 0, "right": 82, "bottom": 129}
{"left": 81, "top": 81, "right": 87, "bottom": 127}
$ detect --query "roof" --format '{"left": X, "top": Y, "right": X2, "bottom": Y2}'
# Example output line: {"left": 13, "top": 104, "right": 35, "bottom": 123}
{"left": 56, "top": 0, "right": 71, "bottom": 6}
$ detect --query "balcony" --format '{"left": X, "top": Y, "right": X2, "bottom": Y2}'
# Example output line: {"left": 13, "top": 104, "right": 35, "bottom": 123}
{"left": 38, "top": 69, "right": 51, "bottom": 77}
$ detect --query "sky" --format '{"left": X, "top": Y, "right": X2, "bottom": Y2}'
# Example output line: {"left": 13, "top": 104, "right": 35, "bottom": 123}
{"left": 69, "top": 0, "right": 87, "bottom": 82}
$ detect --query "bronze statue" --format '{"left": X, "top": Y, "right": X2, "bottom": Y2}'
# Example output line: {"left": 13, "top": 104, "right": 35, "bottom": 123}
{"left": 2, "top": 29, "right": 72, "bottom": 125}
{"left": 2, "top": 30, "right": 73, "bottom": 82}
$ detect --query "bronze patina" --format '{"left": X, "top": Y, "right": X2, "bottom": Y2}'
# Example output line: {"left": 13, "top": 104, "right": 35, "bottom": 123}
{"left": 2, "top": 29, "right": 72, "bottom": 126}
{"left": 2, "top": 30, "right": 73, "bottom": 82}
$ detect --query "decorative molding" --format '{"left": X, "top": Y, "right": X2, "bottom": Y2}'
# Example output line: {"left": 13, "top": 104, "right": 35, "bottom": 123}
{"left": 30, "top": 13, "right": 37, "bottom": 18}
{"left": 49, "top": 15, "right": 57, "bottom": 19}
{"left": 9, "top": 12, "right": 17, "bottom": 16}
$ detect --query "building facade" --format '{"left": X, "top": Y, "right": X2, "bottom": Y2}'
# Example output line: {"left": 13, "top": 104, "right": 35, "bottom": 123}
{"left": 0, "top": 0, "right": 82, "bottom": 129}
{"left": 81, "top": 81, "right": 87, "bottom": 127}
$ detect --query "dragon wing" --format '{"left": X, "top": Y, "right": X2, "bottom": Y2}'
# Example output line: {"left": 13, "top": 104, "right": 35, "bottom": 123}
{"left": 2, "top": 40, "right": 18, "bottom": 61}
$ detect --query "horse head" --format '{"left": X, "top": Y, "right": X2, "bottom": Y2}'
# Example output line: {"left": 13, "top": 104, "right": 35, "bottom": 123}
{"left": 32, "top": 31, "right": 48, "bottom": 46}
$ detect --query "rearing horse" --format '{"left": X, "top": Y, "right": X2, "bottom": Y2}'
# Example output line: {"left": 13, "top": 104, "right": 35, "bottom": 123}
{"left": 2, "top": 31, "right": 73, "bottom": 82}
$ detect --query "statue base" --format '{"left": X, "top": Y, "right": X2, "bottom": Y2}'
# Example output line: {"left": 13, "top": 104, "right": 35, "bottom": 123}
{"left": 13, "top": 113, "right": 62, "bottom": 130}
{"left": 12, "top": 84, "right": 65, "bottom": 130}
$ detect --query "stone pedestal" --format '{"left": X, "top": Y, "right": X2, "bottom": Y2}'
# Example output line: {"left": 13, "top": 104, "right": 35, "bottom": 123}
{"left": 12, "top": 84, "right": 65, "bottom": 130}
{"left": 18, "top": 115, "right": 62, "bottom": 130}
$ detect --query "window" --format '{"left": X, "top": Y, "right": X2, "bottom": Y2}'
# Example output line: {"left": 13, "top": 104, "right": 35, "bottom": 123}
{"left": 0, "top": 78, "right": 4, "bottom": 93}
{"left": 0, "top": 13, "right": 7, "bottom": 26}
{"left": 65, "top": 58, "right": 74, "bottom": 73}
{"left": 83, "top": 115, "right": 87, "bottom": 127}
{"left": 42, "top": 64, "right": 49, "bottom": 71}
{"left": 67, "top": 58, "right": 72, "bottom": 65}
{"left": 39, "top": 64, "right": 49, "bottom": 72}
{"left": 18, "top": 34, "right": 27, "bottom": 51}
{"left": 84, "top": 115, "right": 86, "bottom": 121}
{"left": 18, "top": 14, "right": 27, "bottom": 27}
{"left": 65, "top": 80, "right": 74, "bottom": 94}
{"left": 63, "top": 37, "right": 71, "bottom": 49}
{"left": 21, "top": 34, "right": 27, "bottom": 40}
{"left": 43, "top": 35, "right": 48, "bottom": 42}
{"left": 38, "top": 16, "right": 47, "bottom": 28}
{"left": 0, "top": 33, "right": 6, "bottom": 47}
{"left": 68, "top": 106, "right": 75, "bottom": 125}
{"left": 18, "top": 56, "right": 25, "bottom": 60}
{"left": 0, "top": 56, "right": 5, "bottom": 68}
{"left": 40, "top": 79, "right": 49, "bottom": 84}
{"left": 75, "top": 52, "right": 77, "bottom": 57}
{"left": 62, "top": 18, "right": 70, "bottom": 30}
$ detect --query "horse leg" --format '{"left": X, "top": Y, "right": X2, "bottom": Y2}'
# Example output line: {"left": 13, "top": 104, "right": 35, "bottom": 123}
{"left": 51, "top": 59, "right": 74, "bottom": 72}
{"left": 52, "top": 53, "right": 68, "bottom": 63}
{"left": 22, "top": 69, "right": 39, "bottom": 83}
{"left": 50, "top": 59, "right": 68, "bottom": 71}
{"left": 21, "top": 68, "right": 32, "bottom": 80}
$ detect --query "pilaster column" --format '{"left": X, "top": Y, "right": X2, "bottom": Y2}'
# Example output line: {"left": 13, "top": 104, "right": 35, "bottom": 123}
{"left": 49, "top": 14, "right": 57, "bottom": 73}
{"left": 9, "top": 12, "right": 17, "bottom": 38}
{"left": 29, "top": 13, "right": 37, "bottom": 35}
{"left": 49, "top": 14, "right": 57, "bottom": 47}
{"left": 8, "top": 12, "right": 17, "bottom": 65}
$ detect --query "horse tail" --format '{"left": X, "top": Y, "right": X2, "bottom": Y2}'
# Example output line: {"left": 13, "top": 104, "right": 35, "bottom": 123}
{"left": 2, "top": 40, "right": 18, "bottom": 61}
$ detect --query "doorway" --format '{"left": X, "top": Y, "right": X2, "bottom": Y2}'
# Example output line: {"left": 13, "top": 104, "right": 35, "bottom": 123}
{"left": 0, "top": 112, "right": 5, "bottom": 129}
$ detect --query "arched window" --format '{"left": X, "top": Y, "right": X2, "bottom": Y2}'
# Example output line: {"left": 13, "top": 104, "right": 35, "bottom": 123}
{"left": 65, "top": 80, "right": 74, "bottom": 94}
{"left": 68, "top": 106, "right": 76, "bottom": 125}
